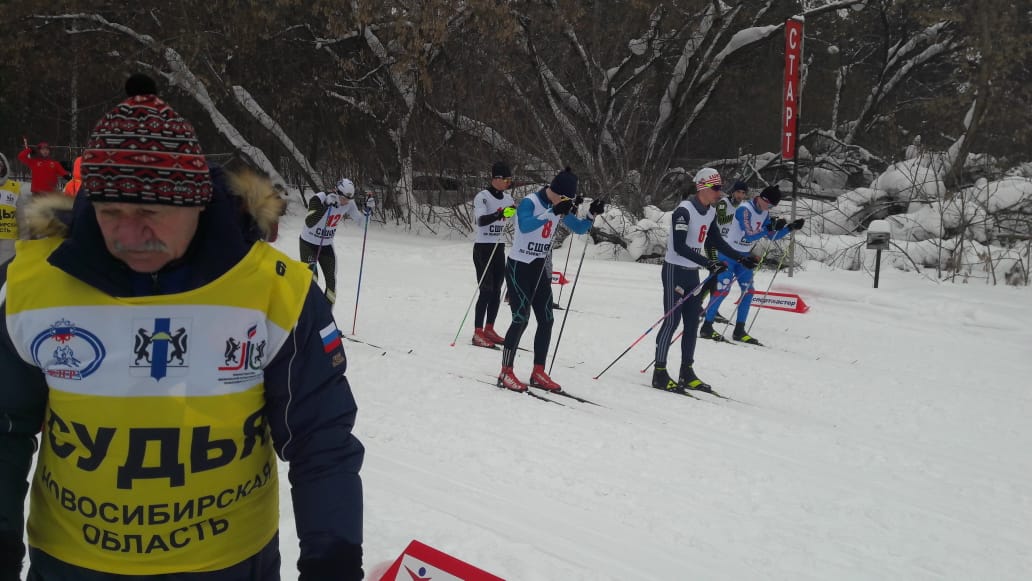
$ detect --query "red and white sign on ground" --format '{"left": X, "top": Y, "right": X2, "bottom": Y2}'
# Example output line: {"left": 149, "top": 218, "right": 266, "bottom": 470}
{"left": 378, "top": 540, "right": 505, "bottom": 581}
{"left": 736, "top": 290, "right": 809, "bottom": 314}
{"left": 551, "top": 271, "right": 571, "bottom": 285}
{"left": 781, "top": 17, "right": 805, "bottom": 160}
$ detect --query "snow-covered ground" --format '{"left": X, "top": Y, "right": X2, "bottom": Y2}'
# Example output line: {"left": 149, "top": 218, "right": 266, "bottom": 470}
{"left": 265, "top": 212, "right": 1032, "bottom": 581}
{"left": 20, "top": 208, "right": 1029, "bottom": 580}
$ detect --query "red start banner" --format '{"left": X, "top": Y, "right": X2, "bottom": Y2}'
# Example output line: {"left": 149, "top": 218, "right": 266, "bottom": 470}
{"left": 551, "top": 271, "right": 571, "bottom": 285}
{"left": 782, "top": 17, "right": 804, "bottom": 160}
{"left": 378, "top": 540, "right": 505, "bottom": 581}
{"left": 735, "top": 290, "right": 810, "bottom": 314}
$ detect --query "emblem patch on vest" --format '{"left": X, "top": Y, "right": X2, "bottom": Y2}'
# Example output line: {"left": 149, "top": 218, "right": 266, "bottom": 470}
{"left": 218, "top": 324, "right": 266, "bottom": 385}
{"left": 131, "top": 318, "right": 191, "bottom": 380}
{"left": 30, "top": 319, "right": 107, "bottom": 380}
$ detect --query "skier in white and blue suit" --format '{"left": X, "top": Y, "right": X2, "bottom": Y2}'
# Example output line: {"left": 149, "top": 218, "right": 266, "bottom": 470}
{"left": 700, "top": 185, "right": 803, "bottom": 345}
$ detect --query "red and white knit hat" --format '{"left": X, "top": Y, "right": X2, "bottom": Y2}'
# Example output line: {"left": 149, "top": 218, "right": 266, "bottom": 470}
{"left": 81, "top": 94, "right": 212, "bottom": 206}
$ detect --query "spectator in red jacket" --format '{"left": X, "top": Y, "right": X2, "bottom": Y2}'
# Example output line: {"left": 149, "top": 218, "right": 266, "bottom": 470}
{"left": 17, "top": 140, "right": 69, "bottom": 194}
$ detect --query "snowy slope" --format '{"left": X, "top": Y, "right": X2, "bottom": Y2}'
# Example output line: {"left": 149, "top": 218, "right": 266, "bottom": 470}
{"left": 21, "top": 208, "right": 1028, "bottom": 580}
{"left": 265, "top": 212, "right": 1032, "bottom": 581}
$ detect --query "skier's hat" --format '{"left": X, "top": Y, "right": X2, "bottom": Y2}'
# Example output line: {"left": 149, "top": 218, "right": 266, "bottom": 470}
{"left": 758, "top": 185, "right": 782, "bottom": 206}
{"left": 694, "top": 168, "right": 722, "bottom": 191}
{"left": 549, "top": 167, "right": 578, "bottom": 198}
{"left": 492, "top": 161, "right": 512, "bottom": 179}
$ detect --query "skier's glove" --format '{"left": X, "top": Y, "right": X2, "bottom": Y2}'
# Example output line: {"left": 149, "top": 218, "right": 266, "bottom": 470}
{"left": 772, "top": 217, "right": 788, "bottom": 231}
{"left": 364, "top": 195, "right": 375, "bottom": 216}
{"left": 552, "top": 197, "right": 574, "bottom": 216}
{"left": 502, "top": 205, "right": 517, "bottom": 218}
{"left": 588, "top": 198, "right": 607, "bottom": 216}
{"left": 739, "top": 255, "right": 760, "bottom": 270}
{"left": 706, "top": 259, "right": 728, "bottom": 275}
{"left": 788, "top": 218, "right": 805, "bottom": 231}
{"left": 326, "top": 193, "right": 340, "bottom": 207}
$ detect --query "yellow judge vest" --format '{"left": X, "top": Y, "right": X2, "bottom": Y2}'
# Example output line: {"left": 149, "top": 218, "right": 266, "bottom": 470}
{"left": 4, "top": 238, "right": 313, "bottom": 574}
{"left": 0, "top": 179, "right": 19, "bottom": 239}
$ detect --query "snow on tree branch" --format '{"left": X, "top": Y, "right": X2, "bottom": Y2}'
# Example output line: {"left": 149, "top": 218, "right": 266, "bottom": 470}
{"left": 646, "top": 3, "right": 719, "bottom": 161}
{"left": 846, "top": 37, "right": 959, "bottom": 143}
{"left": 427, "top": 105, "right": 548, "bottom": 169}
{"left": 504, "top": 73, "right": 563, "bottom": 167}
{"left": 36, "top": 12, "right": 286, "bottom": 186}
{"left": 232, "top": 85, "right": 321, "bottom": 190}
{"left": 326, "top": 91, "right": 379, "bottom": 120}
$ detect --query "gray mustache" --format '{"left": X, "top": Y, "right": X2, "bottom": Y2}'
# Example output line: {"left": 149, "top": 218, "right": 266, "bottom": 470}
{"left": 112, "top": 240, "right": 168, "bottom": 253}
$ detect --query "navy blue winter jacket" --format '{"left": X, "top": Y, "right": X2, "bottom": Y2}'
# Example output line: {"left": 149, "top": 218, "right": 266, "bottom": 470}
{"left": 0, "top": 171, "right": 363, "bottom": 580}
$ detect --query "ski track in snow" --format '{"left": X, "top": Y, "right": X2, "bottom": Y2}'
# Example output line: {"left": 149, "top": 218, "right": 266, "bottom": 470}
{"left": 25, "top": 214, "right": 1030, "bottom": 580}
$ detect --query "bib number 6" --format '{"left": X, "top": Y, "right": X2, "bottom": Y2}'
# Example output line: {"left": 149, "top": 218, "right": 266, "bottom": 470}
{"left": 542, "top": 220, "right": 553, "bottom": 238}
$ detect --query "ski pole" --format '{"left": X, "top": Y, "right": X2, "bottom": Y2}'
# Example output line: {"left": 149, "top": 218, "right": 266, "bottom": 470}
{"left": 719, "top": 243, "right": 774, "bottom": 336}
{"left": 351, "top": 209, "right": 371, "bottom": 335}
{"left": 641, "top": 270, "right": 739, "bottom": 373}
{"left": 640, "top": 331, "right": 681, "bottom": 374}
{"left": 449, "top": 238, "right": 504, "bottom": 346}
{"left": 746, "top": 241, "right": 789, "bottom": 334}
{"left": 547, "top": 231, "right": 590, "bottom": 374}
{"left": 594, "top": 271, "right": 717, "bottom": 380}
{"left": 555, "top": 228, "right": 576, "bottom": 305}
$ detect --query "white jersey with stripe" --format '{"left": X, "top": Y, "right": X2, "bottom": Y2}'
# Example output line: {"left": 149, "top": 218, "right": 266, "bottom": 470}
{"left": 509, "top": 194, "right": 559, "bottom": 264}
{"left": 300, "top": 192, "right": 363, "bottom": 246}
{"left": 723, "top": 199, "right": 769, "bottom": 254}
{"left": 473, "top": 188, "right": 514, "bottom": 243}
{"left": 665, "top": 199, "right": 715, "bottom": 269}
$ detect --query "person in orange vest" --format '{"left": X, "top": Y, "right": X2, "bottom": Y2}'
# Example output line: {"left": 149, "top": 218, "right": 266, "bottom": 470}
{"left": 17, "top": 139, "right": 69, "bottom": 194}
{"left": 62, "top": 156, "right": 83, "bottom": 196}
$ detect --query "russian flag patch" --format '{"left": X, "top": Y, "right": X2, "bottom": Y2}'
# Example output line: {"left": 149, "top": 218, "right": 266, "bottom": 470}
{"left": 319, "top": 322, "right": 343, "bottom": 353}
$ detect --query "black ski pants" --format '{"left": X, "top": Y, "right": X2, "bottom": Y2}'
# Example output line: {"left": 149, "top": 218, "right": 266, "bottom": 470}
{"left": 654, "top": 262, "right": 703, "bottom": 371}
{"left": 502, "top": 257, "right": 553, "bottom": 367}
{"left": 299, "top": 238, "right": 337, "bottom": 293}
{"left": 473, "top": 242, "right": 505, "bottom": 328}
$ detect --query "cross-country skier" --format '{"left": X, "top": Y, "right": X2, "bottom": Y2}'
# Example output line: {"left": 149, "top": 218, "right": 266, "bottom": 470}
{"left": 299, "top": 178, "right": 373, "bottom": 304}
{"left": 700, "top": 185, "right": 803, "bottom": 344}
{"left": 471, "top": 161, "right": 516, "bottom": 348}
{"left": 652, "top": 168, "right": 757, "bottom": 394}
{"left": 699, "top": 180, "right": 749, "bottom": 317}
{"left": 497, "top": 168, "right": 605, "bottom": 392}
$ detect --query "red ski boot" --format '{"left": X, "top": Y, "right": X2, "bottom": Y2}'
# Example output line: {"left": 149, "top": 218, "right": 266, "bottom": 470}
{"left": 482, "top": 324, "right": 506, "bottom": 345}
{"left": 497, "top": 366, "right": 527, "bottom": 392}
{"left": 472, "top": 328, "right": 496, "bottom": 349}
{"left": 529, "top": 365, "right": 562, "bottom": 392}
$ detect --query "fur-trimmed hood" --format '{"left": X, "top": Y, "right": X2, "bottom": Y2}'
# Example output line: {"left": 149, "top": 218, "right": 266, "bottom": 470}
{"left": 22, "top": 167, "right": 284, "bottom": 240}
{"left": 27, "top": 166, "right": 288, "bottom": 298}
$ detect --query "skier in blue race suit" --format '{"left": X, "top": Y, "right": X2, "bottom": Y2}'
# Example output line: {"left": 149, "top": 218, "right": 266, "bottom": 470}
{"left": 700, "top": 185, "right": 803, "bottom": 345}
